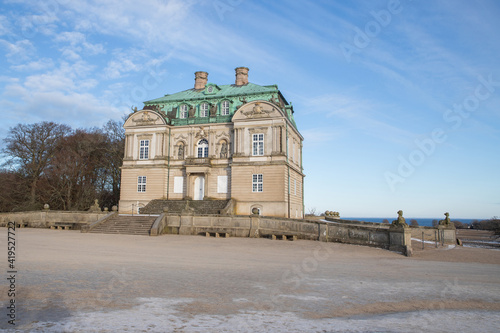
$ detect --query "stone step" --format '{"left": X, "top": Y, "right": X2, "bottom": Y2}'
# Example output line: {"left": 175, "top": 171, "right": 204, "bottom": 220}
{"left": 89, "top": 215, "right": 157, "bottom": 236}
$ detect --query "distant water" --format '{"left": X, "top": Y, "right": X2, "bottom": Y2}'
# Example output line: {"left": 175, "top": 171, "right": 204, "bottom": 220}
{"left": 344, "top": 217, "right": 479, "bottom": 227}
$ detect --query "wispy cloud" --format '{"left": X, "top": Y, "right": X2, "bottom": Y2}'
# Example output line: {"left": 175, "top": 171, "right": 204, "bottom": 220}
{"left": 0, "top": 39, "right": 35, "bottom": 62}
{"left": 10, "top": 58, "right": 55, "bottom": 72}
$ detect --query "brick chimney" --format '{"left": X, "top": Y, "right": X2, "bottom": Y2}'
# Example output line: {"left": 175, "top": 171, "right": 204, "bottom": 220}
{"left": 235, "top": 67, "right": 249, "bottom": 86}
{"left": 194, "top": 71, "right": 208, "bottom": 90}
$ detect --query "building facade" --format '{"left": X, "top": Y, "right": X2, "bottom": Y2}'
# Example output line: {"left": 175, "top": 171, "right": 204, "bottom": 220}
{"left": 119, "top": 67, "right": 304, "bottom": 218}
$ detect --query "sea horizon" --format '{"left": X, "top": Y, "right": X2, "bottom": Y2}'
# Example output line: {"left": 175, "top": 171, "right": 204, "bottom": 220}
{"left": 343, "top": 217, "right": 484, "bottom": 227}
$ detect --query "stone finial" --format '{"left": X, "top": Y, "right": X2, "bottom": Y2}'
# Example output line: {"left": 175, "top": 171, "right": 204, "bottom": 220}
{"left": 43, "top": 204, "right": 50, "bottom": 211}
{"left": 194, "top": 71, "right": 208, "bottom": 90}
{"left": 235, "top": 67, "right": 249, "bottom": 86}
{"left": 392, "top": 210, "right": 408, "bottom": 227}
{"left": 112, "top": 205, "right": 118, "bottom": 212}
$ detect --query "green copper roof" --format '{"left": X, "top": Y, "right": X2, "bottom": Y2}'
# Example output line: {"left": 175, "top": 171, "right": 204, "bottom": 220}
{"left": 145, "top": 83, "right": 282, "bottom": 103}
{"left": 142, "top": 81, "right": 296, "bottom": 129}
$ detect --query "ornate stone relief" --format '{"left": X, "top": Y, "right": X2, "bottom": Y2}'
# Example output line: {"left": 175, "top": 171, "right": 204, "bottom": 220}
{"left": 132, "top": 111, "right": 159, "bottom": 125}
{"left": 195, "top": 127, "right": 208, "bottom": 139}
{"left": 241, "top": 102, "right": 274, "bottom": 118}
{"left": 248, "top": 127, "right": 269, "bottom": 134}
{"left": 174, "top": 134, "right": 188, "bottom": 141}
{"left": 216, "top": 131, "right": 230, "bottom": 139}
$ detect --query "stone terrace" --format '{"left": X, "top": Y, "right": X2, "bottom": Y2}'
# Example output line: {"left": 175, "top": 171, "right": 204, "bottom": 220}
{"left": 140, "top": 199, "right": 230, "bottom": 215}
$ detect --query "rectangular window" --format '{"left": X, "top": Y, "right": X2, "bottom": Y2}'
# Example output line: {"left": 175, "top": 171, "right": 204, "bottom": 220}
{"left": 221, "top": 101, "right": 230, "bottom": 115}
{"left": 294, "top": 179, "right": 297, "bottom": 195}
{"left": 217, "top": 175, "right": 228, "bottom": 193}
{"left": 137, "top": 176, "right": 147, "bottom": 192}
{"left": 174, "top": 176, "right": 184, "bottom": 194}
{"left": 139, "top": 140, "right": 149, "bottom": 159}
{"left": 180, "top": 105, "right": 188, "bottom": 119}
{"left": 252, "top": 133, "right": 264, "bottom": 156}
{"left": 200, "top": 103, "right": 209, "bottom": 117}
{"left": 252, "top": 174, "right": 263, "bottom": 192}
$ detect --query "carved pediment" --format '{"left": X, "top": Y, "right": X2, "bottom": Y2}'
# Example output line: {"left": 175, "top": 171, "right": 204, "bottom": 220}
{"left": 125, "top": 110, "right": 166, "bottom": 127}
{"left": 241, "top": 102, "right": 273, "bottom": 118}
{"left": 232, "top": 100, "right": 283, "bottom": 121}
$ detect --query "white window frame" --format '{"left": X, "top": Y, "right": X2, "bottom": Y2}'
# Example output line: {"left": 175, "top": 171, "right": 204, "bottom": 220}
{"left": 252, "top": 174, "right": 263, "bottom": 192}
{"left": 197, "top": 139, "right": 209, "bottom": 158}
{"left": 221, "top": 100, "right": 230, "bottom": 115}
{"left": 137, "top": 176, "right": 147, "bottom": 192}
{"left": 200, "top": 103, "right": 209, "bottom": 117}
{"left": 217, "top": 175, "right": 228, "bottom": 193}
{"left": 174, "top": 176, "right": 184, "bottom": 194}
{"left": 252, "top": 133, "right": 264, "bottom": 156}
{"left": 139, "top": 140, "right": 149, "bottom": 160}
{"left": 180, "top": 104, "right": 188, "bottom": 119}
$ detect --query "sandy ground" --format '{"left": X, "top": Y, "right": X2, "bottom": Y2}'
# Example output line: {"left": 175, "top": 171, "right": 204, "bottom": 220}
{"left": 1, "top": 228, "right": 500, "bottom": 332}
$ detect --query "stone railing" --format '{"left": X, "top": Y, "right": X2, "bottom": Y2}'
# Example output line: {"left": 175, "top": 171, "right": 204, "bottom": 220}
{"left": 155, "top": 214, "right": 414, "bottom": 256}
{"left": 185, "top": 157, "right": 211, "bottom": 165}
{"left": 0, "top": 210, "right": 109, "bottom": 229}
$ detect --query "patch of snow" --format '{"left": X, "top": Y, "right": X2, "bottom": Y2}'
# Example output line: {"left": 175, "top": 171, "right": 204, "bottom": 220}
{"left": 12, "top": 297, "right": 500, "bottom": 333}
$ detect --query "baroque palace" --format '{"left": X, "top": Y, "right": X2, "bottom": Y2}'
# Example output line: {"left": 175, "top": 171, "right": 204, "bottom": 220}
{"left": 119, "top": 67, "right": 304, "bottom": 218}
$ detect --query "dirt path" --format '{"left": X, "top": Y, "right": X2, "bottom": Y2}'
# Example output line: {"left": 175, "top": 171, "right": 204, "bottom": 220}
{"left": 2, "top": 229, "right": 499, "bottom": 332}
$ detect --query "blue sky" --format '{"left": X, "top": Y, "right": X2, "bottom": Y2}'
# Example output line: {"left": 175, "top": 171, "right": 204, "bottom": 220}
{"left": 1, "top": 0, "right": 499, "bottom": 219}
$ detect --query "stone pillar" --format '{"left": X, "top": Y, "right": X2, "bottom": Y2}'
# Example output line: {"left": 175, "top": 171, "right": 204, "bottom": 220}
{"left": 389, "top": 225, "right": 413, "bottom": 256}
{"left": 233, "top": 128, "right": 238, "bottom": 154}
{"left": 280, "top": 126, "right": 285, "bottom": 154}
{"left": 238, "top": 128, "right": 243, "bottom": 154}
{"left": 125, "top": 134, "right": 134, "bottom": 158}
{"left": 437, "top": 225, "right": 457, "bottom": 245}
{"left": 185, "top": 173, "right": 191, "bottom": 199}
{"left": 249, "top": 214, "right": 260, "bottom": 238}
{"left": 204, "top": 172, "right": 209, "bottom": 198}
{"left": 271, "top": 126, "right": 280, "bottom": 154}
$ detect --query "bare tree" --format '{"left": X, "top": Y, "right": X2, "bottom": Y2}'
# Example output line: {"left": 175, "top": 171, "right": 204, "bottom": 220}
{"left": 306, "top": 207, "right": 318, "bottom": 216}
{"left": 2, "top": 122, "right": 71, "bottom": 208}
{"left": 0, "top": 169, "right": 29, "bottom": 211}
{"left": 410, "top": 219, "right": 419, "bottom": 227}
{"left": 44, "top": 129, "right": 110, "bottom": 210}
{"left": 100, "top": 119, "right": 125, "bottom": 208}
{"left": 382, "top": 219, "right": 389, "bottom": 224}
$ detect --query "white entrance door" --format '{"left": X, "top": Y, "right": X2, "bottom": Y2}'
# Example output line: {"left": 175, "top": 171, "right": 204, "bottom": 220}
{"left": 193, "top": 175, "right": 205, "bottom": 200}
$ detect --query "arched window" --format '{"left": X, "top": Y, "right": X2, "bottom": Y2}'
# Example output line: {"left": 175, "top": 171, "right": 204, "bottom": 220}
{"left": 221, "top": 100, "right": 230, "bottom": 115}
{"left": 179, "top": 105, "right": 188, "bottom": 119}
{"left": 200, "top": 103, "right": 209, "bottom": 117}
{"left": 197, "top": 139, "right": 209, "bottom": 158}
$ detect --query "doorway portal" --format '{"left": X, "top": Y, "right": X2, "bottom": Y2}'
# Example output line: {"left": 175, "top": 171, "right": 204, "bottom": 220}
{"left": 193, "top": 175, "right": 205, "bottom": 200}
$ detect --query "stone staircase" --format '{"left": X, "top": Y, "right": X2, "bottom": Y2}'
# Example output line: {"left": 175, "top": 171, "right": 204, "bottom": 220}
{"left": 140, "top": 199, "right": 231, "bottom": 215}
{"left": 89, "top": 215, "right": 157, "bottom": 236}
